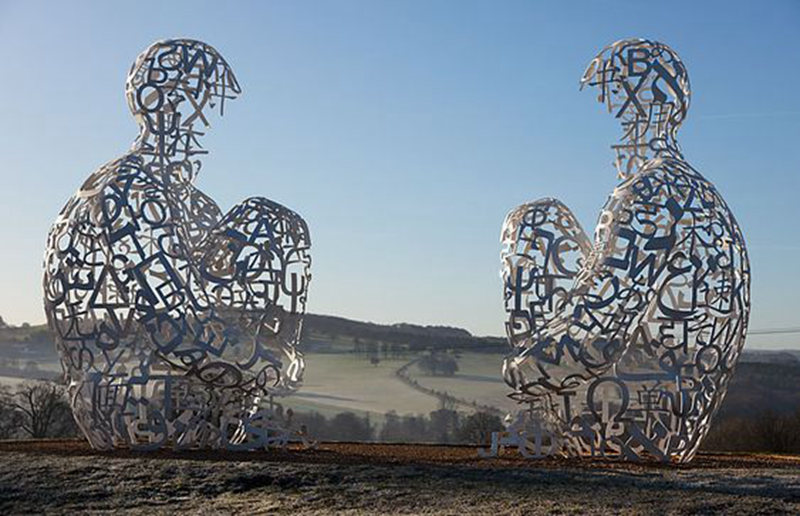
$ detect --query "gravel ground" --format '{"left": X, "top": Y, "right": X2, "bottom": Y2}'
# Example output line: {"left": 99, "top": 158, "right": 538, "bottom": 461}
{"left": 1, "top": 440, "right": 799, "bottom": 514}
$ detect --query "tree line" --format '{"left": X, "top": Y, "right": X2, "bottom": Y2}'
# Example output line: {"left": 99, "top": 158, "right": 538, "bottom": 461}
{"left": 701, "top": 410, "right": 800, "bottom": 453}
{"left": 5, "top": 378, "right": 800, "bottom": 455}
{"left": 292, "top": 408, "right": 505, "bottom": 445}
{"left": 0, "top": 379, "right": 505, "bottom": 446}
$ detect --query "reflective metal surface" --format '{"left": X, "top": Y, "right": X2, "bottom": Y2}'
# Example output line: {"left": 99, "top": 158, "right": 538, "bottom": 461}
{"left": 43, "top": 39, "right": 312, "bottom": 450}
{"left": 501, "top": 38, "right": 750, "bottom": 463}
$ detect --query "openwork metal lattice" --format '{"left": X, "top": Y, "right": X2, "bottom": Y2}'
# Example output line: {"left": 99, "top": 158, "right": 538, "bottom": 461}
{"left": 500, "top": 38, "right": 750, "bottom": 463}
{"left": 43, "top": 39, "right": 312, "bottom": 450}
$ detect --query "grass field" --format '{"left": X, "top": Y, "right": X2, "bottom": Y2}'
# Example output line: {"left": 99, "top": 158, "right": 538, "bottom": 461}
{"left": 405, "top": 352, "right": 518, "bottom": 413}
{"left": 0, "top": 350, "right": 514, "bottom": 419}
{"left": 281, "top": 351, "right": 516, "bottom": 420}
{"left": 284, "top": 353, "right": 441, "bottom": 419}
{"left": 0, "top": 332, "right": 513, "bottom": 420}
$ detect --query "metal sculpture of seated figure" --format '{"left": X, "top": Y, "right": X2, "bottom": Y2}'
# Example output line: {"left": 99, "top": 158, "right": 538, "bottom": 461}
{"left": 43, "top": 39, "right": 312, "bottom": 450}
{"left": 500, "top": 38, "right": 750, "bottom": 463}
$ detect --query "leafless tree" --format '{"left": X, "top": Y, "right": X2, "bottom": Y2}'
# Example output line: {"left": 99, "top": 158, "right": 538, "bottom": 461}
{"left": 0, "top": 385, "right": 24, "bottom": 439}
{"left": 8, "top": 381, "right": 71, "bottom": 438}
{"left": 456, "top": 411, "right": 503, "bottom": 445}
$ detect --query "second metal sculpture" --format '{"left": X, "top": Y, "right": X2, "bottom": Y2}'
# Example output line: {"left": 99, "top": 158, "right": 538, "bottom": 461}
{"left": 43, "top": 39, "right": 312, "bottom": 450}
{"left": 501, "top": 38, "right": 750, "bottom": 463}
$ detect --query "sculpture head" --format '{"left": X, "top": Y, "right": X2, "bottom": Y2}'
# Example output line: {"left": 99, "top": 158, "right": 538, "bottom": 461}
{"left": 580, "top": 38, "right": 691, "bottom": 177}
{"left": 126, "top": 39, "right": 241, "bottom": 138}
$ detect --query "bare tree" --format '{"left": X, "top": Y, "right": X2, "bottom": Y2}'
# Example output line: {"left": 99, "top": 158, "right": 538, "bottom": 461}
{"left": 9, "top": 381, "right": 70, "bottom": 438}
{"left": 0, "top": 385, "right": 24, "bottom": 439}
{"left": 457, "top": 411, "right": 504, "bottom": 445}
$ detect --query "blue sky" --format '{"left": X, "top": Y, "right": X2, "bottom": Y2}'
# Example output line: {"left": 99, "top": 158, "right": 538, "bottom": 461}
{"left": 0, "top": 1, "right": 798, "bottom": 348}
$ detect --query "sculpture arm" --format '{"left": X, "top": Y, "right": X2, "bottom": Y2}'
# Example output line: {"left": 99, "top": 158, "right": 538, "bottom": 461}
{"left": 198, "top": 197, "right": 312, "bottom": 392}
{"left": 505, "top": 167, "right": 684, "bottom": 395}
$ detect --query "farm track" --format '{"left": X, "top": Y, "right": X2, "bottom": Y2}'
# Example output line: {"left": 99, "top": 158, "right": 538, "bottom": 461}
{"left": 395, "top": 358, "right": 506, "bottom": 416}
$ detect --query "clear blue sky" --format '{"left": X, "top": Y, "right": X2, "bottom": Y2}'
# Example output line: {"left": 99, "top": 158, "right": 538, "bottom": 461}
{"left": 0, "top": 1, "right": 798, "bottom": 349}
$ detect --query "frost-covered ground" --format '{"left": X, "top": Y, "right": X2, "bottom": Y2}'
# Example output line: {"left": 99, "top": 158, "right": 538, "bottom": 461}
{"left": 1, "top": 441, "right": 800, "bottom": 515}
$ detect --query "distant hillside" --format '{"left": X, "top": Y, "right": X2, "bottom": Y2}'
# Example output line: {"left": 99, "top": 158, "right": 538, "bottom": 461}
{"left": 0, "top": 323, "right": 54, "bottom": 361}
{"left": 391, "top": 323, "right": 471, "bottom": 339}
{"left": 740, "top": 349, "right": 800, "bottom": 364}
{"left": 0, "top": 313, "right": 507, "bottom": 362}
{"left": 302, "top": 313, "right": 503, "bottom": 352}
{"left": 1, "top": 315, "right": 798, "bottom": 362}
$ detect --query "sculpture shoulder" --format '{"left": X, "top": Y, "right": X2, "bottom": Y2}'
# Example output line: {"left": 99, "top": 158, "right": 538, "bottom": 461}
{"left": 596, "top": 157, "right": 747, "bottom": 271}
{"left": 618, "top": 157, "right": 716, "bottom": 207}
{"left": 587, "top": 159, "right": 726, "bottom": 274}
{"left": 615, "top": 158, "right": 743, "bottom": 234}
{"left": 62, "top": 154, "right": 164, "bottom": 212}
{"left": 52, "top": 154, "right": 180, "bottom": 248}
{"left": 97, "top": 155, "right": 167, "bottom": 197}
